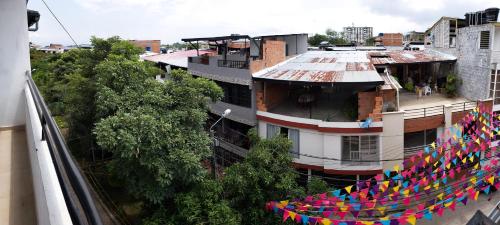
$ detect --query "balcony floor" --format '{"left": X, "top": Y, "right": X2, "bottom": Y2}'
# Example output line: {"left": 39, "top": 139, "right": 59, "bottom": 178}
{"left": 399, "top": 91, "right": 470, "bottom": 111}
{"left": 0, "top": 128, "right": 36, "bottom": 225}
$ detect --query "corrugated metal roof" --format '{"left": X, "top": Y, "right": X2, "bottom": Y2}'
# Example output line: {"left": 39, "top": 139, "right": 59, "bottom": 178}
{"left": 252, "top": 51, "right": 383, "bottom": 83}
{"left": 369, "top": 50, "right": 456, "bottom": 65}
{"left": 252, "top": 50, "right": 456, "bottom": 83}
{"left": 143, "top": 50, "right": 215, "bottom": 68}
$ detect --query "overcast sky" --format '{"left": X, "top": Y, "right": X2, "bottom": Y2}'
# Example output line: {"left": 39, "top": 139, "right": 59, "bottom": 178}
{"left": 28, "top": 0, "right": 500, "bottom": 46}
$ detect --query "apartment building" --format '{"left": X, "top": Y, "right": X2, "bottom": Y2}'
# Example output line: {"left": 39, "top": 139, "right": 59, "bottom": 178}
{"left": 343, "top": 26, "right": 373, "bottom": 45}
{"left": 425, "top": 8, "right": 500, "bottom": 110}
{"left": 182, "top": 34, "right": 308, "bottom": 160}
{"left": 182, "top": 33, "right": 479, "bottom": 183}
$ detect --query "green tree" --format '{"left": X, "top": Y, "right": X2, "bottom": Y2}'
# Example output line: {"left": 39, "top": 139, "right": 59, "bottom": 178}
{"left": 308, "top": 34, "right": 329, "bottom": 46}
{"left": 325, "top": 28, "right": 349, "bottom": 45}
{"left": 306, "top": 177, "right": 329, "bottom": 195}
{"left": 222, "top": 130, "right": 305, "bottom": 225}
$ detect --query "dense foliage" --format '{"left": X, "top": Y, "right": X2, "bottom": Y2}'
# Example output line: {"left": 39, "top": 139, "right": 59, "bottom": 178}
{"left": 308, "top": 28, "right": 350, "bottom": 46}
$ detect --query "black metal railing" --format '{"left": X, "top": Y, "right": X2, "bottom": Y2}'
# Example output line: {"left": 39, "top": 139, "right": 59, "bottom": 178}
{"left": 217, "top": 59, "right": 249, "bottom": 69}
{"left": 27, "top": 75, "right": 103, "bottom": 225}
{"left": 404, "top": 105, "right": 445, "bottom": 119}
{"left": 451, "top": 101, "right": 477, "bottom": 112}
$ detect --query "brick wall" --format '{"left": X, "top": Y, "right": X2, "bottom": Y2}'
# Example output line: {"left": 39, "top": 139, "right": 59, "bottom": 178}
{"left": 264, "top": 83, "right": 289, "bottom": 110}
{"left": 381, "top": 33, "right": 403, "bottom": 46}
{"left": 129, "top": 40, "right": 161, "bottom": 53}
{"left": 250, "top": 40, "right": 286, "bottom": 73}
{"left": 358, "top": 92, "right": 376, "bottom": 120}
{"left": 404, "top": 115, "right": 444, "bottom": 133}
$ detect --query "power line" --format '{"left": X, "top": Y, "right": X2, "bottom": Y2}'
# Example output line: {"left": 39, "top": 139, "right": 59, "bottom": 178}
{"left": 40, "top": 0, "right": 79, "bottom": 47}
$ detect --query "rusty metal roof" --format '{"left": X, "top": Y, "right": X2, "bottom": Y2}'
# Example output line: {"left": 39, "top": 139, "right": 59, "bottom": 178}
{"left": 369, "top": 50, "right": 456, "bottom": 65}
{"left": 252, "top": 51, "right": 383, "bottom": 84}
{"left": 252, "top": 50, "right": 455, "bottom": 83}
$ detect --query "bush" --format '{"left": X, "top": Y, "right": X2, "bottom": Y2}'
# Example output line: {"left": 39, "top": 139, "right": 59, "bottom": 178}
{"left": 444, "top": 73, "right": 462, "bottom": 98}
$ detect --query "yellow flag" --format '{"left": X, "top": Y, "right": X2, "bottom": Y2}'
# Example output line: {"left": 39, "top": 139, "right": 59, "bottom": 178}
{"left": 345, "top": 185, "right": 353, "bottom": 194}
{"left": 362, "top": 221, "right": 375, "bottom": 225}
{"left": 393, "top": 164, "right": 400, "bottom": 172}
{"left": 407, "top": 215, "right": 417, "bottom": 225}
{"left": 321, "top": 218, "right": 331, "bottom": 225}
{"left": 488, "top": 177, "right": 495, "bottom": 185}
{"left": 378, "top": 207, "right": 386, "bottom": 215}
{"left": 289, "top": 211, "right": 296, "bottom": 220}
{"left": 437, "top": 193, "right": 444, "bottom": 200}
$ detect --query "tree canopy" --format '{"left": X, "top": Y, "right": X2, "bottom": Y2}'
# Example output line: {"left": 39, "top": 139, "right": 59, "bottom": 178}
{"left": 308, "top": 28, "right": 350, "bottom": 46}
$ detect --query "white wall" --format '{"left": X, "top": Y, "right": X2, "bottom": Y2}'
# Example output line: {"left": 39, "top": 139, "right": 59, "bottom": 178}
{"left": 0, "top": 0, "right": 30, "bottom": 127}
{"left": 493, "top": 27, "right": 500, "bottom": 51}
{"left": 257, "top": 111, "right": 385, "bottom": 171}
{"left": 380, "top": 111, "right": 404, "bottom": 171}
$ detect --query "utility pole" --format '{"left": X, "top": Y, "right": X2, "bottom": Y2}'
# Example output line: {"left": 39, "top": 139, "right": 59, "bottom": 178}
{"left": 209, "top": 108, "right": 231, "bottom": 178}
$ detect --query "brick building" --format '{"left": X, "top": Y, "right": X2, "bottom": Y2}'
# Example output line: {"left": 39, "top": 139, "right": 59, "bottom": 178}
{"left": 128, "top": 40, "right": 161, "bottom": 53}
{"left": 375, "top": 33, "right": 403, "bottom": 46}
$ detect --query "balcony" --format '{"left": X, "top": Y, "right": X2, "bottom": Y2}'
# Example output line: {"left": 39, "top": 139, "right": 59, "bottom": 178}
{"left": 6, "top": 76, "right": 104, "bottom": 225}
{"left": 399, "top": 91, "right": 473, "bottom": 119}
{"left": 188, "top": 54, "right": 252, "bottom": 86}
{"left": 0, "top": 128, "right": 36, "bottom": 225}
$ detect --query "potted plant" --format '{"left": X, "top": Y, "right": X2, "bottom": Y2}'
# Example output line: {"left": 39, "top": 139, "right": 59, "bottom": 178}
{"left": 444, "top": 73, "right": 462, "bottom": 98}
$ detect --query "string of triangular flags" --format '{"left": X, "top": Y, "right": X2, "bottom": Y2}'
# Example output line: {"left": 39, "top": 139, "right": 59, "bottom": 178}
{"left": 267, "top": 104, "right": 500, "bottom": 225}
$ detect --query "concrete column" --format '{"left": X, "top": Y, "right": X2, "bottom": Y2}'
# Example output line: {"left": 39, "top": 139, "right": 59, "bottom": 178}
{"left": 444, "top": 104, "right": 453, "bottom": 129}
{"left": 0, "top": 0, "right": 30, "bottom": 127}
{"left": 381, "top": 111, "right": 404, "bottom": 171}
{"left": 307, "top": 169, "right": 312, "bottom": 183}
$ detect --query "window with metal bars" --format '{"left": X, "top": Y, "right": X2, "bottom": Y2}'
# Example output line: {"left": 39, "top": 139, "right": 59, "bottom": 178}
{"left": 480, "top": 31, "right": 490, "bottom": 49}
{"left": 341, "top": 136, "right": 379, "bottom": 165}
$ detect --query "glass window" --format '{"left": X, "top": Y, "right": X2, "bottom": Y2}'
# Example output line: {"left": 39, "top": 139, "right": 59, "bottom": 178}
{"left": 266, "top": 124, "right": 300, "bottom": 158}
{"left": 342, "top": 136, "right": 379, "bottom": 165}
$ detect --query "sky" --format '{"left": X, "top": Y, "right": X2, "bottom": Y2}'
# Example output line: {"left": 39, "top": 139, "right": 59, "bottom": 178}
{"left": 28, "top": 0, "right": 500, "bottom": 46}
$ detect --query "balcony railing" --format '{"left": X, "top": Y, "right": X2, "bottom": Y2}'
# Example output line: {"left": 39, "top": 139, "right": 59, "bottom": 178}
{"left": 217, "top": 59, "right": 249, "bottom": 69}
{"left": 26, "top": 75, "right": 103, "bottom": 225}
{"left": 451, "top": 101, "right": 477, "bottom": 112}
{"left": 404, "top": 105, "right": 444, "bottom": 119}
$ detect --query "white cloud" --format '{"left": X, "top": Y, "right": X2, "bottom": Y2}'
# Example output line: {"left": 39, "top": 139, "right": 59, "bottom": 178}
{"left": 29, "top": 0, "right": 500, "bottom": 45}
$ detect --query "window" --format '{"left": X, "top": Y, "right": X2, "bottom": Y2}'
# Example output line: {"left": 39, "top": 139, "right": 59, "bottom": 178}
{"left": 342, "top": 136, "right": 379, "bottom": 165}
{"left": 266, "top": 124, "right": 300, "bottom": 158}
{"left": 216, "top": 81, "right": 251, "bottom": 108}
{"left": 480, "top": 31, "right": 491, "bottom": 49}
{"left": 490, "top": 69, "right": 500, "bottom": 105}
{"left": 145, "top": 46, "right": 152, "bottom": 51}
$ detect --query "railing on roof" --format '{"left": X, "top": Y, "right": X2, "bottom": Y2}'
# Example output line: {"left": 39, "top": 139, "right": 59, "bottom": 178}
{"left": 404, "top": 105, "right": 444, "bottom": 119}
{"left": 217, "top": 59, "right": 249, "bottom": 69}
{"left": 451, "top": 101, "right": 477, "bottom": 112}
{"left": 27, "top": 75, "right": 103, "bottom": 225}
